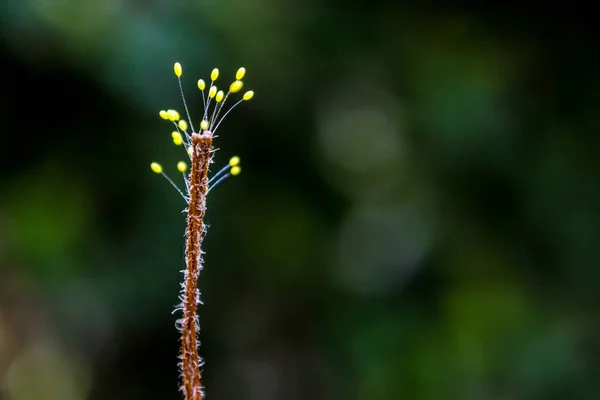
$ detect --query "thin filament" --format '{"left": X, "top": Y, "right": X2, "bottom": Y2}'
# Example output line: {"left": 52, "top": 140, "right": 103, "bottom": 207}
{"left": 202, "top": 81, "right": 215, "bottom": 123}
{"left": 208, "top": 164, "right": 232, "bottom": 184}
{"left": 177, "top": 77, "right": 195, "bottom": 134}
{"left": 207, "top": 172, "right": 231, "bottom": 194}
{"left": 182, "top": 172, "right": 190, "bottom": 192}
{"left": 210, "top": 92, "right": 230, "bottom": 130}
{"left": 161, "top": 172, "right": 188, "bottom": 201}
{"left": 212, "top": 99, "right": 244, "bottom": 133}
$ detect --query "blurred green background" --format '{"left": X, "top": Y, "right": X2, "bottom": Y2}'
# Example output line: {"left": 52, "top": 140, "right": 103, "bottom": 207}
{"left": 1, "top": 1, "right": 599, "bottom": 399}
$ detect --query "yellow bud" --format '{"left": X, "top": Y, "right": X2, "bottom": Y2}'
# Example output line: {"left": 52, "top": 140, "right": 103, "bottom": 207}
{"left": 211, "top": 68, "right": 219, "bottom": 81}
{"left": 174, "top": 62, "right": 182, "bottom": 77}
{"left": 229, "top": 80, "right": 244, "bottom": 93}
{"left": 197, "top": 79, "right": 206, "bottom": 90}
{"left": 231, "top": 166, "right": 241, "bottom": 176}
{"left": 178, "top": 120, "right": 188, "bottom": 131}
{"left": 236, "top": 67, "right": 246, "bottom": 80}
{"left": 243, "top": 91, "right": 254, "bottom": 101}
{"left": 172, "top": 131, "right": 183, "bottom": 146}
{"left": 200, "top": 120, "right": 209, "bottom": 130}
{"left": 150, "top": 162, "right": 163, "bottom": 174}
{"left": 229, "top": 156, "right": 240, "bottom": 166}
{"left": 187, "top": 146, "right": 193, "bottom": 157}
{"left": 177, "top": 161, "right": 188, "bottom": 172}
{"left": 159, "top": 110, "right": 169, "bottom": 120}
{"left": 167, "top": 109, "right": 180, "bottom": 121}
{"left": 208, "top": 86, "right": 217, "bottom": 98}
{"left": 216, "top": 90, "right": 224, "bottom": 102}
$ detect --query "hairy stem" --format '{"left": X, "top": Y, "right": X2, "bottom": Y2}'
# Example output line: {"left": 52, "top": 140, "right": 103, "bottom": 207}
{"left": 181, "top": 132, "right": 212, "bottom": 400}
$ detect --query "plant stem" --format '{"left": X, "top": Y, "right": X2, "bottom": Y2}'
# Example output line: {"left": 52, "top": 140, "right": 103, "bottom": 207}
{"left": 181, "top": 131, "right": 213, "bottom": 400}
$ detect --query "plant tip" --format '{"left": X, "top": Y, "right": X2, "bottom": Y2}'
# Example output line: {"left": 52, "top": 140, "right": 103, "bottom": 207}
{"left": 172, "top": 131, "right": 183, "bottom": 146}
{"left": 236, "top": 67, "right": 246, "bottom": 80}
{"left": 229, "top": 156, "right": 240, "bottom": 167}
{"left": 229, "top": 80, "right": 244, "bottom": 93}
{"left": 174, "top": 62, "right": 182, "bottom": 78}
{"left": 151, "top": 162, "right": 163, "bottom": 174}
{"left": 167, "top": 109, "right": 181, "bottom": 121}
{"left": 177, "top": 161, "right": 188, "bottom": 172}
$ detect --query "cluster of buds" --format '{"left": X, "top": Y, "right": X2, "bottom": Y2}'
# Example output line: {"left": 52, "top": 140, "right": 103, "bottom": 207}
{"left": 151, "top": 63, "right": 254, "bottom": 198}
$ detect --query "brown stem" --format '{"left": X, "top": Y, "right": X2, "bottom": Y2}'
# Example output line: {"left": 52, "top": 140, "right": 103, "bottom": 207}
{"left": 181, "top": 131, "right": 212, "bottom": 400}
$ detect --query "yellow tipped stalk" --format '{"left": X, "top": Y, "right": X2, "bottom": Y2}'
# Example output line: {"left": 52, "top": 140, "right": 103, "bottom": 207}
{"left": 235, "top": 67, "right": 246, "bottom": 80}
{"left": 211, "top": 68, "right": 219, "bottom": 81}
{"left": 167, "top": 109, "right": 180, "bottom": 121}
{"left": 156, "top": 63, "right": 253, "bottom": 184}
{"left": 177, "top": 161, "right": 188, "bottom": 172}
{"left": 229, "top": 156, "right": 240, "bottom": 166}
{"left": 229, "top": 80, "right": 243, "bottom": 93}
{"left": 174, "top": 62, "right": 182, "bottom": 77}
{"left": 172, "top": 131, "right": 183, "bottom": 145}
{"left": 150, "top": 162, "right": 163, "bottom": 174}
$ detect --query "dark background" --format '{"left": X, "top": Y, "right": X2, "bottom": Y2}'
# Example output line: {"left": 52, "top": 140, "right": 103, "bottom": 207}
{"left": 1, "top": 1, "right": 599, "bottom": 399}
